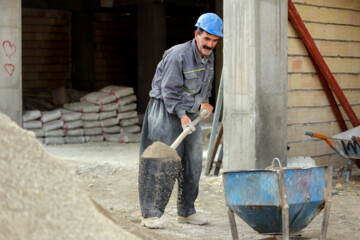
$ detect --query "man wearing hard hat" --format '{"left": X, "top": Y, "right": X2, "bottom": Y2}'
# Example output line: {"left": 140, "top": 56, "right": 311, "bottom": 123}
{"left": 139, "top": 13, "right": 223, "bottom": 229}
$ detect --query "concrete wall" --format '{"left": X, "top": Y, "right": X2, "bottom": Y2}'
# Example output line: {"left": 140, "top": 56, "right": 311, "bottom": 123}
{"left": 0, "top": 0, "right": 22, "bottom": 125}
{"left": 223, "top": 0, "right": 288, "bottom": 170}
{"left": 287, "top": 0, "right": 360, "bottom": 166}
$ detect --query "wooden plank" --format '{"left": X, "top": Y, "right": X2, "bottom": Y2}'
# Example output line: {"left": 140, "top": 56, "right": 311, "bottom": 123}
{"left": 22, "top": 25, "right": 70, "bottom": 33}
{"left": 287, "top": 122, "right": 343, "bottom": 142}
{"left": 287, "top": 140, "right": 336, "bottom": 157}
{"left": 292, "top": 0, "right": 360, "bottom": 11}
{"left": 23, "top": 64, "right": 70, "bottom": 73}
{"left": 288, "top": 73, "right": 360, "bottom": 90}
{"left": 288, "top": 21, "right": 360, "bottom": 41}
{"left": 22, "top": 41, "right": 70, "bottom": 49}
{"left": 293, "top": 4, "right": 360, "bottom": 26}
{"left": 23, "top": 49, "right": 71, "bottom": 57}
{"left": 288, "top": 38, "right": 360, "bottom": 57}
{"left": 22, "top": 33, "right": 70, "bottom": 41}
{"left": 288, "top": 56, "right": 360, "bottom": 73}
{"left": 287, "top": 105, "right": 360, "bottom": 124}
{"left": 22, "top": 17, "right": 70, "bottom": 26}
{"left": 23, "top": 72, "right": 71, "bottom": 81}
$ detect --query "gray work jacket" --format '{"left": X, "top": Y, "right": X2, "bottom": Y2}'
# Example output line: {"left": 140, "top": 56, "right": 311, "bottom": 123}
{"left": 149, "top": 39, "right": 214, "bottom": 119}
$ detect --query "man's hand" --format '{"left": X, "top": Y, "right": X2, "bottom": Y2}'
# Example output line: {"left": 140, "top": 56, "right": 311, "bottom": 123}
{"left": 200, "top": 103, "right": 213, "bottom": 118}
{"left": 181, "top": 115, "right": 196, "bottom": 133}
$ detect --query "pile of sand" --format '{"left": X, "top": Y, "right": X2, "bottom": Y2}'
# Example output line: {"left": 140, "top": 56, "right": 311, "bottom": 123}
{"left": 141, "top": 141, "right": 180, "bottom": 160}
{"left": 0, "top": 112, "right": 140, "bottom": 240}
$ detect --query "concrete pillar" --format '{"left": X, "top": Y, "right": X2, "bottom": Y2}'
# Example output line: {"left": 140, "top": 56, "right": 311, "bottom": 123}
{"left": 0, "top": 0, "right": 22, "bottom": 125}
{"left": 223, "top": 0, "right": 288, "bottom": 170}
{"left": 137, "top": 0, "right": 166, "bottom": 113}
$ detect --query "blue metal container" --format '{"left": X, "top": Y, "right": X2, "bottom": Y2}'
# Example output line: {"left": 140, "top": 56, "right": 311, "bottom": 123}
{"left": 223, "top": 167, "right": 330, "bottom": 235}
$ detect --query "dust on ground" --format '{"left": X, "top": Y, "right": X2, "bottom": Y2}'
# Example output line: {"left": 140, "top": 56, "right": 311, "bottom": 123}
{"left": 44, "top": 142, "right": 360, "bottom": 240}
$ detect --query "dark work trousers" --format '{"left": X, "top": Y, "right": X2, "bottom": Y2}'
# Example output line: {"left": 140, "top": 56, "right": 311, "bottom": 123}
{"left": 139, "top": 98, "right": 203, "bottom": 218}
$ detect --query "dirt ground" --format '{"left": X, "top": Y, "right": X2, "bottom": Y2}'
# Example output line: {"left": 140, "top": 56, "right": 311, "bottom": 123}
{"left": 44, "top": 141, "right": 360, "bottom": 240}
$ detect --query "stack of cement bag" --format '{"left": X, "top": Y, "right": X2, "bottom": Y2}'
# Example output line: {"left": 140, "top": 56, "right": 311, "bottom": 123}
{"left": 22, "top": 85, "right": 141, "bottom": 144}
{"left": 63, "top": 85, "right": 141, "bottom": 143}
{"left": 23, "top": 109, "right": 65, "bottom": 144}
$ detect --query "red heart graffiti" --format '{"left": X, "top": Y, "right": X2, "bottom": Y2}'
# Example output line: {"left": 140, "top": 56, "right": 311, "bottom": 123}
{"left": 4, "top": 64, "right": 15, "bottom": 77}
{"left": 3, "top": 41, "right": 16, "bottom": 58}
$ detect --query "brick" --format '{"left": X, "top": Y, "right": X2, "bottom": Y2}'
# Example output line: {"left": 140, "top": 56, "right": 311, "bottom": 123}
{"left": 288, "top": 21, "right": 360, "bottom": 41}
{"left": 288, "top": 73, "right": 360, "bottom": 90}
{"left": 287, "top": 122, "right": 343, "bottom": 142}
{"left": 288, "top": 38, "right": 360, "bottom": 57}
{"left": 292, "top": 0, "right": 360, "bottom": 11}
{"left": 293, "top": 4, "right": 360, "bottom": 25}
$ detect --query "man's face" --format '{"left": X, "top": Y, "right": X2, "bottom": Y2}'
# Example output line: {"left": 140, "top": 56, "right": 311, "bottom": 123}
{"left": 195, "top": 30, "right": 220, "bottom": 58}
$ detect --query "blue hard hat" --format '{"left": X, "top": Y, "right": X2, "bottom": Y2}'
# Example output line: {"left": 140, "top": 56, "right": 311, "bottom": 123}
{"left": 195, "top": 13, "right": 223, "bottom": 37}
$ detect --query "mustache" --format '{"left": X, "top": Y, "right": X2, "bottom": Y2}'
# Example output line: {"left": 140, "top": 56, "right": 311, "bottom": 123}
{"left": 203, "top": 46, "right": 213, "bottom": 50}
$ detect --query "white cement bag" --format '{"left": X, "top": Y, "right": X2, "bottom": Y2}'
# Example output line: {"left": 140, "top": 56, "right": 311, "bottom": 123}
{"left": 23, "top": 110, "right": 41, "bottom": 122}
{"left": 65, "top": 136, "right": 86, "bottom": 144}
{"left": 30, "top": 128, "right": 45, "bottom": 137}
{"left": 36, "top": 137, "right": 45, "bottom": 144}
{"left": 83, "top": 120, "right": 101, "bottom": 128}
{"left": 64, "top": 128, "right": 84, "bottom": 136}
{"left": 119, "top": 117, "right": 139, "bottom": 127}
{"left": 45, "top": 129, "right": 64, "bottom": 137}
{"left": 101, "top": 118, "right": 118, "bottom": 127}
{"left": 117, "top": 111, "right": 138, "bottom": 120}
{"left": 117, "top": 95, "right": 137, "bottom": 106}
{"left": 102, "top": 126, "right": 121, "bottom": 134}
{"left": 23, "top": 120, "right": 42, "bottom": 129}
{"left": 85, "top": 135, "right": 104, "bottom": 142}
{"left": 63, "top": 120, "right": 83, "bottom": 130}
{"left": 99, "top": 102, "right": 119, "bottom": 112}
{"left": 117, "top": 103, "right": 137, "bottom": 113}
{"left": 99, "top": 85, "right": 134, "bottom": 98}
{"left": 44, "top": 137, "right": 65, "bottom": 145}
{"left": 60, "top": 109, "right": 82, "bottom": 122}
{"left": 104, "top": 133, "right": 140, "bottom": 143}
{"left": 41, "top": 109, "right": 62, "bottom": 123}
{"left": 81, "top": 112, "right": 99, "bottom": 121}
{"left": 99, "top": 111, "right": 117, "bottom": 120}
{"left": 43, "top": 120, "right": 64, "bottom": 132}
{"left": 63, "top": 102, "right": 100, "bottom": 113}
{"left": 83, "top": 127, "right": 102, "bottom": 136}
{"left": 80, "top": 92, "right": 117, "bottom": 105}
{"left": 121, "top": 125, "right": 141, "bottom": 133}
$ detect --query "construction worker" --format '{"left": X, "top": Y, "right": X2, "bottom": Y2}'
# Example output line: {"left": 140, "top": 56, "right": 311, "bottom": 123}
{"left": 139, "top": 12, "right": 223, "bottom": 229}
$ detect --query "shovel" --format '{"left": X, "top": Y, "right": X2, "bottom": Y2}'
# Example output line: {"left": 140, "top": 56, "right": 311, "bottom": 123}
{"left": 138, "top": 110, "right": 208, "bottom": 218}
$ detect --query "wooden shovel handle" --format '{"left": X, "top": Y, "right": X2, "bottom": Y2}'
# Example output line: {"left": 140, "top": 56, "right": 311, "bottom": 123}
{"left": 170, "top": 110, "right": 208, "bottom": 149}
